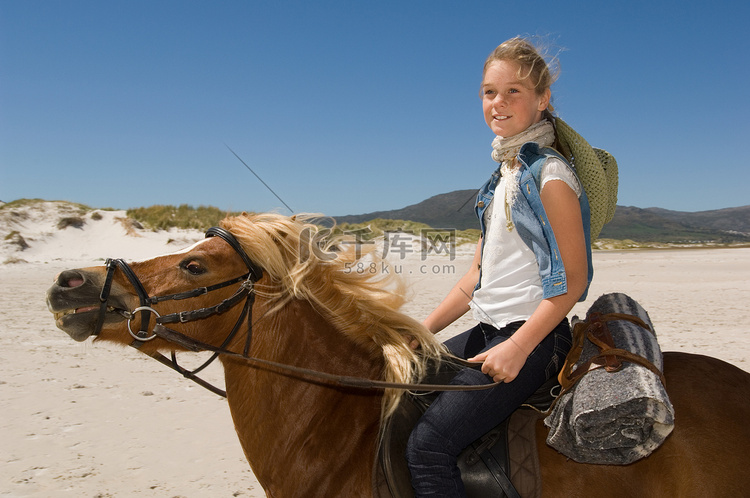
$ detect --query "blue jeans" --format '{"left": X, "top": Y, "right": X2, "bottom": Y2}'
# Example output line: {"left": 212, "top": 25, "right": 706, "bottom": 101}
{"left": 405, "top": 319, "right": 572, "bottom": 497}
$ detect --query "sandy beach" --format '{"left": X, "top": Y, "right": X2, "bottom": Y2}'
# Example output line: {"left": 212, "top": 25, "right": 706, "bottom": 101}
{"left": 2, "top": 231, "right": 749, "bottom": 496}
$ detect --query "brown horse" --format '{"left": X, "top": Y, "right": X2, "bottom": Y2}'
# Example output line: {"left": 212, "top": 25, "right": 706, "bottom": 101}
{"left": 47, "top": 213, "right": 750, "bottom": 497}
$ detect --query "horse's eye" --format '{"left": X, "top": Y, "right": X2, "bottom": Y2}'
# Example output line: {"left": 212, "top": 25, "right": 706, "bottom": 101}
{"left": 182, "top": 261, "right": 206, "bottom": 276}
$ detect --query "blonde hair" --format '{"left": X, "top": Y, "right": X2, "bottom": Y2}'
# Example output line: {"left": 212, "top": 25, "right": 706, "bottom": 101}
{"left": 483, "top": 36, "right": 560, "bottom": 113}
{"left": 220, "top": 212, "right": 446, "bottom": 418}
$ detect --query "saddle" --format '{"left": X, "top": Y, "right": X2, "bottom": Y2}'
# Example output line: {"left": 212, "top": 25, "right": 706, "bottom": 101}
{"left": 374, "top": 362, "right": 558, "bottom": 498}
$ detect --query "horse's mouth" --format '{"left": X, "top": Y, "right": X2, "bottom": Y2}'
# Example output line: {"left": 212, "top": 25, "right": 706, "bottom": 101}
{"left": 49, "top": 300, "right": 130, "bottom": 341}
{"left": 47, "top": 268, "right": 134, "bottom": 341}
{"left": 53, "top": 306, "right": 99, "bottom": 321}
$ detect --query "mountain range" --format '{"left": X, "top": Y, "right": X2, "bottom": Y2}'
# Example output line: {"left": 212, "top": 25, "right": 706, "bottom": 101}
{"left": 334, "top": 190, "right": 750, "bottom": 244}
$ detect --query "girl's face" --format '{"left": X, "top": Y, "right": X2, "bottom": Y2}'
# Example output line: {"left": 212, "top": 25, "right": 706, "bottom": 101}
{"left": 481, "top": 60, "right": 551, "bottom": 138}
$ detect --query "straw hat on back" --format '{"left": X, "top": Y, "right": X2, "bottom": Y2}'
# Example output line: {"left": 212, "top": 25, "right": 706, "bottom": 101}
{"left": 554, "top": 118, "right": 618, "bottom": 240}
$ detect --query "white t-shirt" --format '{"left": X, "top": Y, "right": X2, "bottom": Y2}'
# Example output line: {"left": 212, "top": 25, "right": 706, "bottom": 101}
{"left": 469, "top": 157, "right": 581, "bottom": 327}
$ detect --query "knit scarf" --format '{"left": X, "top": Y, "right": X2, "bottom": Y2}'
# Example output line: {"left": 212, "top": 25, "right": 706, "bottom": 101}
{"left": 490, "top": 119, "right": 555, "bottom": 230}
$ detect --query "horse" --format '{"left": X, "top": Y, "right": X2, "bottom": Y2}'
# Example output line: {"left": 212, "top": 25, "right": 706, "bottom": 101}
{"left": 46, "top": 212, "right": 750, "bottom": 497}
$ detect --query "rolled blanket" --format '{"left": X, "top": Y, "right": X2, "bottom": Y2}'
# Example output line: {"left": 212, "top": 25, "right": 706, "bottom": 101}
{"left": 544, "top": 293, "right": 674, "bottom": 464}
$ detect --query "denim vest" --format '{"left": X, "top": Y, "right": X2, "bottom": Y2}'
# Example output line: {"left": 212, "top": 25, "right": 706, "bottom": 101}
{"left": 474, "top": 142, "right": 593, "bottom": 301}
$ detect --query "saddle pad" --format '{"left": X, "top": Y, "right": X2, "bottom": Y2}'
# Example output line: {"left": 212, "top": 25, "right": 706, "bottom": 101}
{"left": 509, "top": 408, "right": 543, "bottom": 498}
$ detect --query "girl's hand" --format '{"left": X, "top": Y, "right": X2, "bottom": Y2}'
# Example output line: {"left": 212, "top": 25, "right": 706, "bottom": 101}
{"left": 468, "top": 339, "right": 528, "bottom": 383}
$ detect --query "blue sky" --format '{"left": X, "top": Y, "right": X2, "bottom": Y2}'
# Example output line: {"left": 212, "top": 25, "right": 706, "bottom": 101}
{"left": 2, "top": 0, "right": 748, "bottom": 216}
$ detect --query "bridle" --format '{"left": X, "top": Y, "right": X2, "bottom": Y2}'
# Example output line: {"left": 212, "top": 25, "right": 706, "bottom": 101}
{"left": 93, "top": 226, "right": 499, "bottom": 397}
{"left": 93, "top": 227, "right": 262, "bottom": 397}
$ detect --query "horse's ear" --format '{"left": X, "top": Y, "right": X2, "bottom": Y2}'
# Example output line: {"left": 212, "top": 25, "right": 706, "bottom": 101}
{"left": 270, "top": 229, "right": 291, "bottom": 251}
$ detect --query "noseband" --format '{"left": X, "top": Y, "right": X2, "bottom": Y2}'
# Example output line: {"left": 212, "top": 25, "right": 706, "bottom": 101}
{"left": 94, "top": 227, "right": 263, "bottom": 397}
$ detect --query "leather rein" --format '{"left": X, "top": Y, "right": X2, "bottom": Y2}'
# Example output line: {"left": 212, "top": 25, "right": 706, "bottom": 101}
{"left": 93, "top": 227, "right": 498, "bottom": 398}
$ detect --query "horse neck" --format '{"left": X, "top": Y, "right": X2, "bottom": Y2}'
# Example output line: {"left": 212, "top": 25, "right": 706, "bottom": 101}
{"left": 222, "top": 296, "right": 385, "bottom": 497}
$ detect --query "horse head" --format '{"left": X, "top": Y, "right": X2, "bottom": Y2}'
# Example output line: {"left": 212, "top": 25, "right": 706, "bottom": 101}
{"left": 46, "top": 226, "right": 257, "bottom": 355}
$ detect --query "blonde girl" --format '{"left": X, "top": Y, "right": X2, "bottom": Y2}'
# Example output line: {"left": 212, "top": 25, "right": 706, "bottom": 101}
{"left": 405, "top": 37, "right": 593, "bottom": 496}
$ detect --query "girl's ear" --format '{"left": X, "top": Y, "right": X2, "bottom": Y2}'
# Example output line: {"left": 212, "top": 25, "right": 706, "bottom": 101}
{"left": 538, "top": 88, "right": 551, "bottom": 111}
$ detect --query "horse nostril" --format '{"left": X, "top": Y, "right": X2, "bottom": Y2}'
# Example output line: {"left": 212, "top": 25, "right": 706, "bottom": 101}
{"left": 57, "top": 270, "right": 85, "bottom": 288}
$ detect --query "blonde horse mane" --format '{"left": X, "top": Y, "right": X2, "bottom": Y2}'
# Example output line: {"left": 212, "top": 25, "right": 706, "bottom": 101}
{"left": 220, "top": 212, "right": 446, "bottom": 417}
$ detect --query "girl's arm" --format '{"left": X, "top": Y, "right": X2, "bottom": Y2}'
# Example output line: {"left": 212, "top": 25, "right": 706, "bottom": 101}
{"left": 423, "top": 239, "right": 483, "bottom": 334}
{"left": 470, "top": 179, "right": 588, "bottom": 382}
